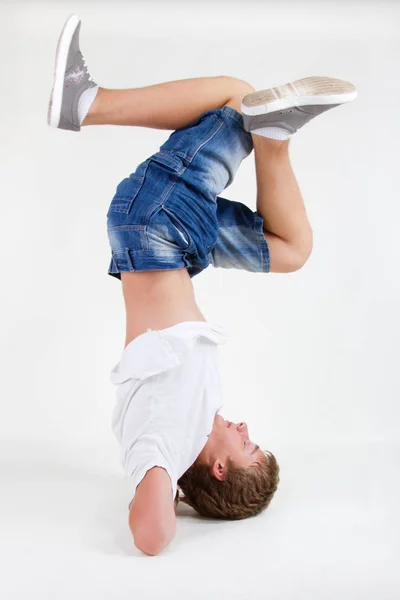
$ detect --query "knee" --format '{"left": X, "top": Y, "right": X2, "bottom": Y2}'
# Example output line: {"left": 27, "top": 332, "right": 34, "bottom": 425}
{"left": 222, "top": 78, "right": 256, "bottom": 112}
{"left": 265, "top": 228, "right": 314, "bottom": 274}
{"left": 286, "top": 238, "right": 313, "bottom": 272}
{"left": 288, "top": 249, "right": 312, "bottom": 272}
{"left": 222, "top": 76, "right": 256, "bottom": 95}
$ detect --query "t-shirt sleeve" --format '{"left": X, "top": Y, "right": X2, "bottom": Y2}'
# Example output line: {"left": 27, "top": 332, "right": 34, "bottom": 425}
{"left": 127, "top": 458, "right": 177, "bottom": 504}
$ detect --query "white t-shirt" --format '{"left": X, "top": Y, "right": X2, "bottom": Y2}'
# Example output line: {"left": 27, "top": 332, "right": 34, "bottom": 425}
{"left": 110, "top": 321, "right": 229, "bottom": 502}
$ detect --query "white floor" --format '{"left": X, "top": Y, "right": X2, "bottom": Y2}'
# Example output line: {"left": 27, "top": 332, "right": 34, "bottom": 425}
{"left": 1, "top": 1, "right": 399, "bottom": 599}
{"left": 2, "top": 437, "right": 399, "bottom": 599}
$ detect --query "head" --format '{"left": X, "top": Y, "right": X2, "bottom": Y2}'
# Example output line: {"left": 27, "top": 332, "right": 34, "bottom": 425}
{"left": 177, "top": 414, "right": 279, "bottom": 520}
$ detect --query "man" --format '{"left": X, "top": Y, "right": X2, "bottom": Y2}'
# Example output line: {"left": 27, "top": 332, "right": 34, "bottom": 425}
{"left": 48, "top": 14, "right": 357, "bottom": 555}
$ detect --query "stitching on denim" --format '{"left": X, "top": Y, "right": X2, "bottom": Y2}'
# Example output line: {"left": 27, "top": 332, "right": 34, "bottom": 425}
{"left": 174, "top": 115, "right": 225, "bottom": 165}
{"left": 111, "top": 248, "right": 154, "bottom": 258}
{"left": 252, "top": 214, "right": 270, "bottom": 272}
{"left": 160, "top": 205, "right": 192, "bottom": 250}
{"left": 108, "top": 169, "right": 148, "bottom": 214}
{"left": 150, "top": 151, "right": 184, "bottom": 173}
{"left": 108, "top": 224, "right": 146, "bottom": 231}
{"left": 125, "top": 248, "right": 135, "bottom": 270}
{"left": 221, "top": 106, "right": 245, "bottom": 126}
{"left": 143, "top": 166, "right": 187, "bottom": 223}
{"left": 186, "top": 117, "right": 225, "bottom": 164}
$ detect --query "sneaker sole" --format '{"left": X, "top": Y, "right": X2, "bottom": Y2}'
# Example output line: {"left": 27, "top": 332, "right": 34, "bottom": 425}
{"left": 241, "top": 76, "right": 358, "bottom": 115}
{"left": 47, "top": 13, "right": 81, "bottom": 128}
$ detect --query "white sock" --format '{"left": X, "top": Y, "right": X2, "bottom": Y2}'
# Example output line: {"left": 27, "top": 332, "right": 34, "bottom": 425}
{"left": 77, "top": 85, "right": 99, "bottom": 124}
{"left": 250, "top": 126, "right": 292, "bottom": 140}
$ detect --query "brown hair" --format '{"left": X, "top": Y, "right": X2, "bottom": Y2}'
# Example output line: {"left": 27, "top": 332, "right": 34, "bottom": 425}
{"left": 177, "top": 450, "right": 279, "bottom": 520}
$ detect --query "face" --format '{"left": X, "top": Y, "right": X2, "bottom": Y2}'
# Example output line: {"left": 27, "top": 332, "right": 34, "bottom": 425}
{"left": 197, "top": 414, "right": 264, "bottom": 482}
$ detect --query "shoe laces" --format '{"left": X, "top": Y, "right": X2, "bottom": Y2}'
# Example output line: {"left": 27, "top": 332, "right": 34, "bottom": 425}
{"left": 81, "top": 54, "right": 94, "bottom": 82}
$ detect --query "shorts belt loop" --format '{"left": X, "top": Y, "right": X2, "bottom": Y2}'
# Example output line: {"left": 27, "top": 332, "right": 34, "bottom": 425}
{"left": 125, "top": 248, "right": 135, "bottom": 271}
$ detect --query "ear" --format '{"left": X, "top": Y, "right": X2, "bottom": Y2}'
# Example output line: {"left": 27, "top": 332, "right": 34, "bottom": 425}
{"left": 211, "top": 458, "right": 228, "bottom": 482}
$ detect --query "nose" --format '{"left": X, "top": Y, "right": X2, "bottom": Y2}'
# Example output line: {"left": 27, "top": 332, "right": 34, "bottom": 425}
{"left": 237, "top": 422, "right": 248, "bottom": 433}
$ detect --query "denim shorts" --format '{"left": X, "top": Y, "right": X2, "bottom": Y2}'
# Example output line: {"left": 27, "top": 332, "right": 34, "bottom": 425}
{"left": 107, "top": 105, "right": 270, "bottom": 279}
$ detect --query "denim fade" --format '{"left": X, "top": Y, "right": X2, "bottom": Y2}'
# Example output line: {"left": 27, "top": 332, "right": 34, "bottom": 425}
{"left": 107, "top": 106, "right": 271, "bottom": 279}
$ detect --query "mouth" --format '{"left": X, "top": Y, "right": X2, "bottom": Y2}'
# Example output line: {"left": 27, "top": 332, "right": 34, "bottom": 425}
{"left": 225, "top": 420, "right": 232, "bottom": 428}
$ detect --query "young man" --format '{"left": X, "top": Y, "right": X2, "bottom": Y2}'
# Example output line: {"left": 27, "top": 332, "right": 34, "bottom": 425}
{"left": 48, "top": 14, "right": 357, "bottom": 555}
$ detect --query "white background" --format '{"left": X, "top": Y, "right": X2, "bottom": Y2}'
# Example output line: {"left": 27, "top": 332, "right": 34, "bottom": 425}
{"left": 1, "top": 0, "right": 399, "bottom": 598}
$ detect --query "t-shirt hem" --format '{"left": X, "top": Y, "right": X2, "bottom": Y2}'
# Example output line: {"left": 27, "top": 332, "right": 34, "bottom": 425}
{"left": 128, "top": 462, "right": 176, "bottom": 503}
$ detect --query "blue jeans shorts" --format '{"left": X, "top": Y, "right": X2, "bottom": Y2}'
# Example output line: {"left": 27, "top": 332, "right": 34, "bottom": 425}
{"left": 107, "top": 105, "right": 270, "bottom": 279}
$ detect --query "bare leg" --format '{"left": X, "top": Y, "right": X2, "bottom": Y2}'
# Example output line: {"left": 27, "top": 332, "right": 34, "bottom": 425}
{"left": 251, "top": 134, "right": 313, "bottom": 273}
{"left": 83, "top": 76, "right": 254, "bottom": 130}
{"left": 193, "top": 92, "right": 313, "bottom": 274}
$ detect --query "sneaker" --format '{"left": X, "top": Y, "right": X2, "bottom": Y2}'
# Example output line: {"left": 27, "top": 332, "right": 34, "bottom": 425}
{"left": 241, "top": 76, "right": 358, "bottom": 137}
{"left": 47, "top": 14, "right": 97, "bottom": 131}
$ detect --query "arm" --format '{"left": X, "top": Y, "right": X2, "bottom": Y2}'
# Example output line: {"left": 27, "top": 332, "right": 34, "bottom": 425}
{"left": 129, "top": 466, "right": 176, "bottom": 556}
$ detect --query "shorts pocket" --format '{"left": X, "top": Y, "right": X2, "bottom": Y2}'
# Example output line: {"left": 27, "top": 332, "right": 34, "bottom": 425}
{"left": 149, "top": 151, "right": 184, "bottom": 173}
{"left": 107, "top": 159, "right": 152, "bottom": 215}
{"left": 146, "top": 205, "right": 192, "bottom": 252}
{"left": 161, "top": 205, "right": 192, "bottom": 249}
{"left": 107, "top": 175, "right": 146, "bottom": 215}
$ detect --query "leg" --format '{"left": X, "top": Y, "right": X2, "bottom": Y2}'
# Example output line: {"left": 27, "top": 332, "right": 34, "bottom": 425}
{"left": 251, "top": 134, "right": 313, "bottom": 273}
{"left": 83, "top": 76, "right": 255, "bottom": 130}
